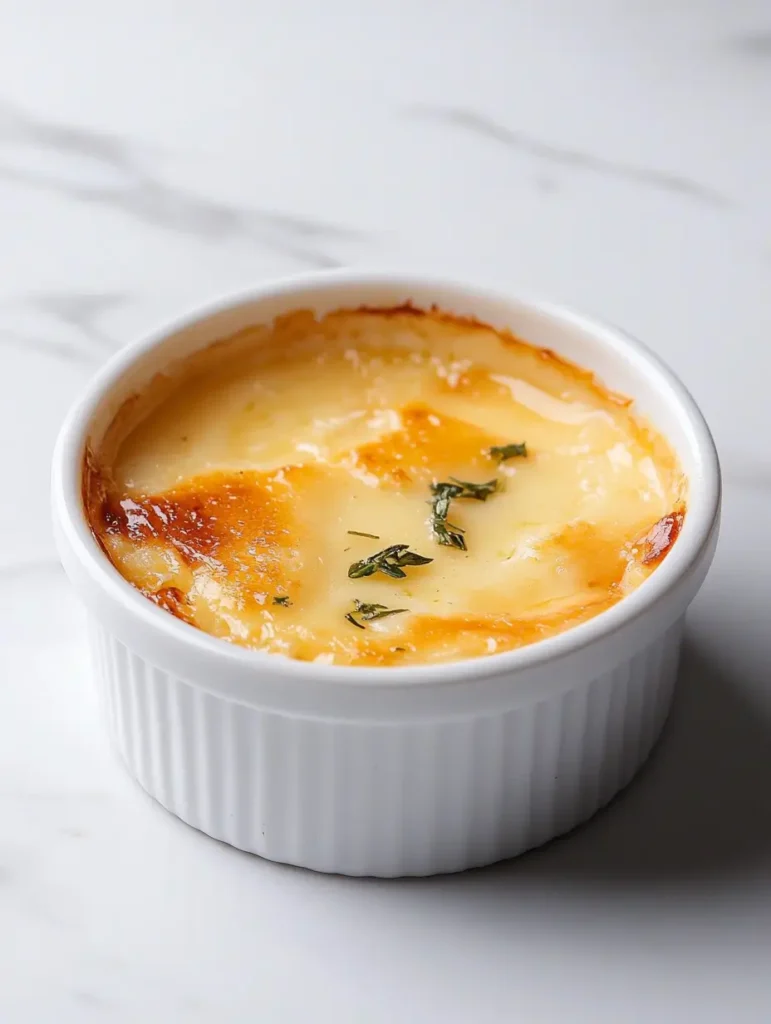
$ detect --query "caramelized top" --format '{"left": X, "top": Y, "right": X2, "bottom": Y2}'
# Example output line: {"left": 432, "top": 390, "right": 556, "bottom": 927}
{"left": 84, "top": 305, "right": 685, "bottom": 667}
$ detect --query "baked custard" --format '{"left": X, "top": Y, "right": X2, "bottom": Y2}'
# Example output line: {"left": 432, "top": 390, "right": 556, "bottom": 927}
{"left": 84, "top": 306, "right": 686, "bottom": 667}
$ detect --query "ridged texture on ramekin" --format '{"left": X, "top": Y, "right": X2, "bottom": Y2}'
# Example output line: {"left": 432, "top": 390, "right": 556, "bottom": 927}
{"left": 90, "top": 619, "right": 683, "bottom": 877}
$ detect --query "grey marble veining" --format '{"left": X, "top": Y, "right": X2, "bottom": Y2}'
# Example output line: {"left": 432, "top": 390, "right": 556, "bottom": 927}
{"left": 0, "top": 99, "right": 361, "bottom": 268}
{"left": 0, "top": 291, "right": 128, "bottom": 363}
{"left": 408, "top": 104, "right": 733, "bottom": 208}
{"left": 725, "top": 30, "right": 771, "bottom": 58}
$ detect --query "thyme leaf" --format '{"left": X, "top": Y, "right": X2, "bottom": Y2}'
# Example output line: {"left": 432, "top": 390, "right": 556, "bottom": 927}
{"left": 375, "top": 559, "right": 408, "bottom": 580}
{"left": 488, "top": 442, "right": 527, "bottom": 462}
{"left": 353, "top": 599, "right": 409, "bottom": 622}
{"left": 432, "top": 517, "right": 467, "bottom": 550}
{"left": 272, "top": 595, "right": 292, "bottom": 606}
{"left": 348, "top": 543, "right": 433, "bottom": 580}
{"left": 345, "top": 611, "right": 366, "bottom": 629}
{"left": 394, "top": 550, "right": 433, "bottom": 567}
{"left": 448, "top": 477, "right": 499, "bottom": 500}
{"left": 429, "top": 475, "right": 502, "bottom": 549}
{"left": 429, "top": 482, "right": 467, "bottom": 549}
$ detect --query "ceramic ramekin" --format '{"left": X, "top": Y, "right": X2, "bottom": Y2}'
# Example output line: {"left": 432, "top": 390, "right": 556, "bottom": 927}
{"left": 51, "top": 271, "right": 720, "bottom": 877}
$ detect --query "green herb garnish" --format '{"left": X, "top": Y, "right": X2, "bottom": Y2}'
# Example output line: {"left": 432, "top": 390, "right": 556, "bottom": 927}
{"left": 348, "top": 544, "right": 433, "bottom": 580}
{"left": 353, "top": 599, "right": 408, "bottom": 622}
{"left": 429, "top": 482, "right": 467, "bottom": 550}
{"left": 488, "top": 442, "right": 527, "bottom": 462}
{"left": 433, "top": 519, "right": 467, "bottom": 550}
{"left": 448, "top": 477, "right": 499, "bottom": 501}
{"left": 347, "top": 530, "right": 381, "bottom": 539}
{"left": 428, "top": 477, "right": 498, "bottom": 549}
{"left": 272, "top": 595, "right": 292, "bottom": 606}
{"left": 346, "top": 600, "right": 409, "bottom": 629}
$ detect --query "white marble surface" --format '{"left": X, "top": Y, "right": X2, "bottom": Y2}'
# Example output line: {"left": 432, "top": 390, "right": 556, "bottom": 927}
{"left": 1, "top": 0, "right": 770, "bottom": 1019}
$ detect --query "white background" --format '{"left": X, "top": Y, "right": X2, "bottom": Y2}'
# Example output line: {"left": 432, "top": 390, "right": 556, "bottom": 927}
{"left": 0, "top": 1, "right": 770, "bottom": 1020}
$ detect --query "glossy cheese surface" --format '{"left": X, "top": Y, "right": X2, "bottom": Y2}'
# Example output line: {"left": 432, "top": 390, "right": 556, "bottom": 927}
{"left": 85, "top": 307, "right": 685, "bottom": 667}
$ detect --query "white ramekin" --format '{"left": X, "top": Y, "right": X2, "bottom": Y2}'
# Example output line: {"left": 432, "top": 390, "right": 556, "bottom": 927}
{"left": 51, "top": 271, "right": 721, "bottom": 877}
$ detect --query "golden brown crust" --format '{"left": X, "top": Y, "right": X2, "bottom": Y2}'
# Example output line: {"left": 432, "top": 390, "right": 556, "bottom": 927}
{"left": 344, "top": 403, "right": 496, "bottom": 487}
{"left": 404, "top": 595, "right": 620, "bottom": 652}
{"left": 640, "top": 508, "right": 685, "bottom": 565}
{"left": 353, "top": 301, "right": 495, "bottom": 334}
{"left": 148, "top": 585, "right": 195, "bottom": 624}
{"left": 100, "top": 471, "right": 290, "bottom": 579}
{"left": 351, "top": 303, "right": 632, "bottom": 408}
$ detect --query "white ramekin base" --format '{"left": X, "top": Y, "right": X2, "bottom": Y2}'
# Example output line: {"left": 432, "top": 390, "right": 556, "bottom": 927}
{"left": 91, "top": 617, "right": 683, "bottom": 877}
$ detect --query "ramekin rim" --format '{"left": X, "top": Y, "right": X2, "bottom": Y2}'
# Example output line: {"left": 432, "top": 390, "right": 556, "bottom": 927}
{"left": 51, "top": 269, "right": 721, "bottom": 689}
